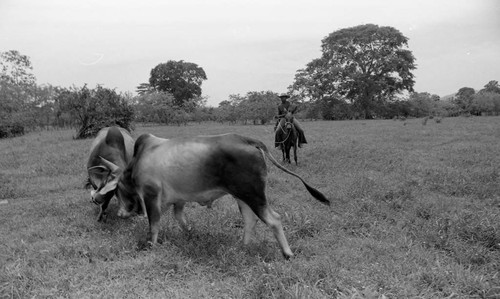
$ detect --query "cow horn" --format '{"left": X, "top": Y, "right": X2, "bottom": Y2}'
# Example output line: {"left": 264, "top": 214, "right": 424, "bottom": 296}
{"left": 99, "top": 156, "right": 120, "bottom": 173}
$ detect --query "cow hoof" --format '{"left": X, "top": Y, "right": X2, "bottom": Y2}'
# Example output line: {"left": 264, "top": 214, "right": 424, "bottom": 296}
{"left": 97, "top": 212, "right": 107, "bottom": 222}
{"left": 282, "top": 252, "right": 294, "bottom": 260}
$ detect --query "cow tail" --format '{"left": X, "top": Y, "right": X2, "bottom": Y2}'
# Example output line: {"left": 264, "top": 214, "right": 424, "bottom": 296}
{"left": 254, "top": 143, "right": 330, "bottom": 206}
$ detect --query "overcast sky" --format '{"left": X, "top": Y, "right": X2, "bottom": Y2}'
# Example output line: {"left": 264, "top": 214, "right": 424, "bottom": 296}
{"left": 1, "top": 0, "right": 499, "bottom": 106}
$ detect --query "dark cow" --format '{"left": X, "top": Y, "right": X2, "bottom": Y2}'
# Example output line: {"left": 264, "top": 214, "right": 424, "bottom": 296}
{"left": 86, "top": 126, "right": 134, "bottom": 221}
{"left": 91, "top": 133, "right": 329, "bottom": 259}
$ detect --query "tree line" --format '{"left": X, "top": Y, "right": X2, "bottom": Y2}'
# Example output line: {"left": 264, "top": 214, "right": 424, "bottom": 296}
{"left": 2, "top": 24, "right": 500, "bottom": 138}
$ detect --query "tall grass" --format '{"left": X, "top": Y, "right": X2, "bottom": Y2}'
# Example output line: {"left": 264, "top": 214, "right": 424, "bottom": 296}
{"left": 1, "top": 117, "right": 499, "bottom": 298}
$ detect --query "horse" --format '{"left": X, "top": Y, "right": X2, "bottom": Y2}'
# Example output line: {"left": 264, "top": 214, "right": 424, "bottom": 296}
{"left": 275, "top": 110, "right": 298, "bottom": 164}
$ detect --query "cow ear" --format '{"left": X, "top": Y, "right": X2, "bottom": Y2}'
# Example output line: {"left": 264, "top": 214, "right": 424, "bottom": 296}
{"left": 97, "top": 175, "right": 120, "bottom": 195}
{"left": 88, "top": 165, "right": 110, "bottom": 189}
{"left": 99, "top": 156, "right": 120, "bottom": 174}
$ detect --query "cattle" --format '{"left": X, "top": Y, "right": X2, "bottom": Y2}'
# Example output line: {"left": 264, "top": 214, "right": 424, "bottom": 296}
{"left": 86, "top": 126, "right": 134, "bottom": 221}
{"left": 91, "top": 133, "right": 329, "bottom": 259}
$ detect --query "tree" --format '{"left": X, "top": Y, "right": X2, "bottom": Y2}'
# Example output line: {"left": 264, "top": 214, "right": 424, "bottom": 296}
{"left": 481, "top": 80, "right": 500, "bottom": 94}
{"left": 148, "top": 60, "right": 207, "bottom": 107}
{"left": 234, "top": 91, "right": 277, "bottom": 124}
{"left": 0, "top": 50, "right": 37, "bottom": 136}
{"left": 292, "top": 24, "right": 416, "bottom": 118}
{"left": 56, "top": 85, "right": 135, "bottom": 139}
{"left": 408, "top": 92, "right": 438, "bottom": 117}
{"left": 216, "top": 100, "right": 238, "bottom": 124}
{"left": 135, "top": 82, "right": 154, "bottom": 95}
{"left": 453, "top": 87, "right": 475, "bottom": 114}
{"left": 0, "top": 50, "right": 36, "bottom": 88}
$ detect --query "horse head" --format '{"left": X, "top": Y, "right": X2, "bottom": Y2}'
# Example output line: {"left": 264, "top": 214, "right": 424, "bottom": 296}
{"left": 284, "top": 109, "right": 294, "bottom": 130}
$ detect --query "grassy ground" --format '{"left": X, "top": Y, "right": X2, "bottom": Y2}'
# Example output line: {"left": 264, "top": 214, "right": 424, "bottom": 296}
{"left": 1, "top": 117, "right": 499, "bottom": 298}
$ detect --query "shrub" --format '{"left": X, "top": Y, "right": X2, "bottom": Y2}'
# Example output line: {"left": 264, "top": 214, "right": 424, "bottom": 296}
{"left": 0, "top": 123, "right": 25, "bottom": 139}
{"left": 55, "top": 85, "right": 135, "bottom": 139}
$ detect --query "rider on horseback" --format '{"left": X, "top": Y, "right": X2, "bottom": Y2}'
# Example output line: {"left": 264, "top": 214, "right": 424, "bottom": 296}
{"left": 274, "top": 93, "right": 308, "bottom": 148}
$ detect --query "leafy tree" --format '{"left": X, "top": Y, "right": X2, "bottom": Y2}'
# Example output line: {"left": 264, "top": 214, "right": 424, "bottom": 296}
{"left": 148, "top": 60, "right": 207, "bottom": 107}
{"left": 234, "top": 91, "right": 277, "bottom": 124}
{"left": 135, "top": 82, "right": 154, "bottom": 95}
{"left": 453, "top": 87, "right": 475, "bottom": 114}
{"left": 0, "top": 50, "right": 37, "bottom": 136}
{"left": 292, "top": 24, "right": 416, "bottom": 118}
{"left": 56, "top": 85, "right": 134, "bottom": 139}
{"left": 481, "top": 80, "right": 500, "bottom": 94}
{"left": 0, "top": 50, "right": 36, "bottom": 88}
{"left": 133, "top": 91, "right": 176, "bottom": 123}
{"left": 216, "top": 100, "right": 238, "bottom": 124}
{"left": 408, "top": 92, "right": 439, "bottom": 117}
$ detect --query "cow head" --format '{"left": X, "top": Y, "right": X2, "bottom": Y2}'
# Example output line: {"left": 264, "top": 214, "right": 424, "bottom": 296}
{"left": 87, "top": 156, "right": 122, "bottom": 205}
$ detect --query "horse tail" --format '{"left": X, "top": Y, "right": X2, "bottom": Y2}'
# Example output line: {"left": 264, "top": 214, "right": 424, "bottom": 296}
{"left": 248, "top": 139, "right": 330, "bottom": 205}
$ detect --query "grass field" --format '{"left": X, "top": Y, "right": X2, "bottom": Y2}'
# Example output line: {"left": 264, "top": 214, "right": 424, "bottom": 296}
{"left": 1, "top": 117, "right": 499, "bottom": 298}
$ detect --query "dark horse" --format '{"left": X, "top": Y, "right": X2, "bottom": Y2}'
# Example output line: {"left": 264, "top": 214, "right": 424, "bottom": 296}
{"left": 275, "top": 110, "right": 298, "bottom": 164}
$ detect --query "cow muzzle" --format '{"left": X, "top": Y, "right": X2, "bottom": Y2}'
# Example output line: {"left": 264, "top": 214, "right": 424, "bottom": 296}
{"left": 91, "top": 190, "right": 106, "bottom": 205}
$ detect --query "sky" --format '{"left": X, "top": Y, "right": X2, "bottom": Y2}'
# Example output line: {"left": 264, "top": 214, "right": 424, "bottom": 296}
{"left": 1, "top": 0, "right": 499, "bottom": 106}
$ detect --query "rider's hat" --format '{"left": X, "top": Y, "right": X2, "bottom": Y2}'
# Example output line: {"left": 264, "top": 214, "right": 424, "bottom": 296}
{"left": 278, "top": 93, "right": 290, "bottom": 98}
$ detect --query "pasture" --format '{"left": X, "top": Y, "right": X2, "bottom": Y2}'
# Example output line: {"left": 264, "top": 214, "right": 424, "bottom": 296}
{"left": 1, "top": 117, "right": 499, "bottom": 298}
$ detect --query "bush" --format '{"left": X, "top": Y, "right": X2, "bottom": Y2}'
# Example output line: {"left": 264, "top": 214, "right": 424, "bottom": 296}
{"left": 0, "top": 123, "right": 25, "bottom": 139}
{"left": 56, "top": 85, "right": 135, "bottom": 139}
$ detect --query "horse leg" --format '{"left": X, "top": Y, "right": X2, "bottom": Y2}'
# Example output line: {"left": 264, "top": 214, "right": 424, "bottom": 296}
{"left": 293, "top": 142, "right": 298, "bottom": 165}
{"left": 285, "top": 144, "right": 291, "bottom": 164}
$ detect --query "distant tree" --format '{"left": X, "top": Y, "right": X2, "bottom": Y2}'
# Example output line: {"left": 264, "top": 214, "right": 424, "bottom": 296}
{"left": 133, "top": 91, "right": 175, "bottom": 123}
{"left": 471, "top": 93, "right": 498, "bottom": 115}
{"left": 56, "top": 85, "right": 135, "bottom": 139}
{"left": 481, "top": 80, "right": 500, "bottom": 94}
{"left": 408, "top": 92, "right": 438, "bottom": 117}
{"left": 216, "top": 100, "right": 238, "bottom": 124}
{"left": 133, "top": 91, "right": 198, "bottom": 125}
{"left": 238, "top": 91, "right": 277, "bottom": 124}
{"left": 0, "top": 50, "right": 37, "bottom": 136}
{"left": 0, "top": 50, "right": 36, "bottom": 89}
{"left": 453, "top": 87, "right": 475, "bottom": 114}
{"left": 292, "top": 24, "right": 416, "bottom": 118}
{"left": 148, "top": 60, "right": 207, "bottom": 107}
{"left": 136, "top": 82, "right": 154, "bottom": 95}
{"left": 314, "top": 97, "right": 353, "bottom": 120}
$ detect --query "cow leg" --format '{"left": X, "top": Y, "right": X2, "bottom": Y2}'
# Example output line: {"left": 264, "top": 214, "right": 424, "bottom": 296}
{"left": 143, "top": 186, "right": 162, "bottom": 245}
{"left": 173, "top": 202, "right": 191, "bottom": 232}
{"left": 258, "top": 206, "right": 293, "bottom": 259}
{"left": 236, "top": 199, "right": 258, "bottom": 245}
{"left": 97, "top": 197, "right": 111, "bottom": 222}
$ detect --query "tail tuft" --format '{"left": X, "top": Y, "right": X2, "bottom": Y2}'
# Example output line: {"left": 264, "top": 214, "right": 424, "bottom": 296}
{"left": 303, "top": 183, "right": 330, "bottom": 205}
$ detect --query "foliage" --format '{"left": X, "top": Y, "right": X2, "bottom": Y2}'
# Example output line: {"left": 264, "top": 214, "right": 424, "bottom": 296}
{"left": 292, "top": 24, "right": 416, "bottom": 118}
{"left": 148, "top": 60, "right": 207, "bottom": 107}
{"left": 481, "top": 80, "right": 500, "bottom": 94}
{"left": 407, "top": 92, "right": 440, "bottom": 117}
{"left": 133, "top": 91, "right": 198, "bottom": 126}
{"left": 0, "top": 50, "right": 36, "bottom": 88}
{"left": 453, "top": 87, "right": 476, "bottom": 114}
{"left": 135, "top": 82, "right": 154, "bottom": 96}
{"left": 214, "top": 91, "right": 283, "bottom": 124}
{"left": 55, "top": 85, "right": 135, "bottom": 139}
{"left": 0, "top": 123, "right": 24, "bottom": 138}
{"left": 472, "top": 91, "right": 500, "bottom": 116}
